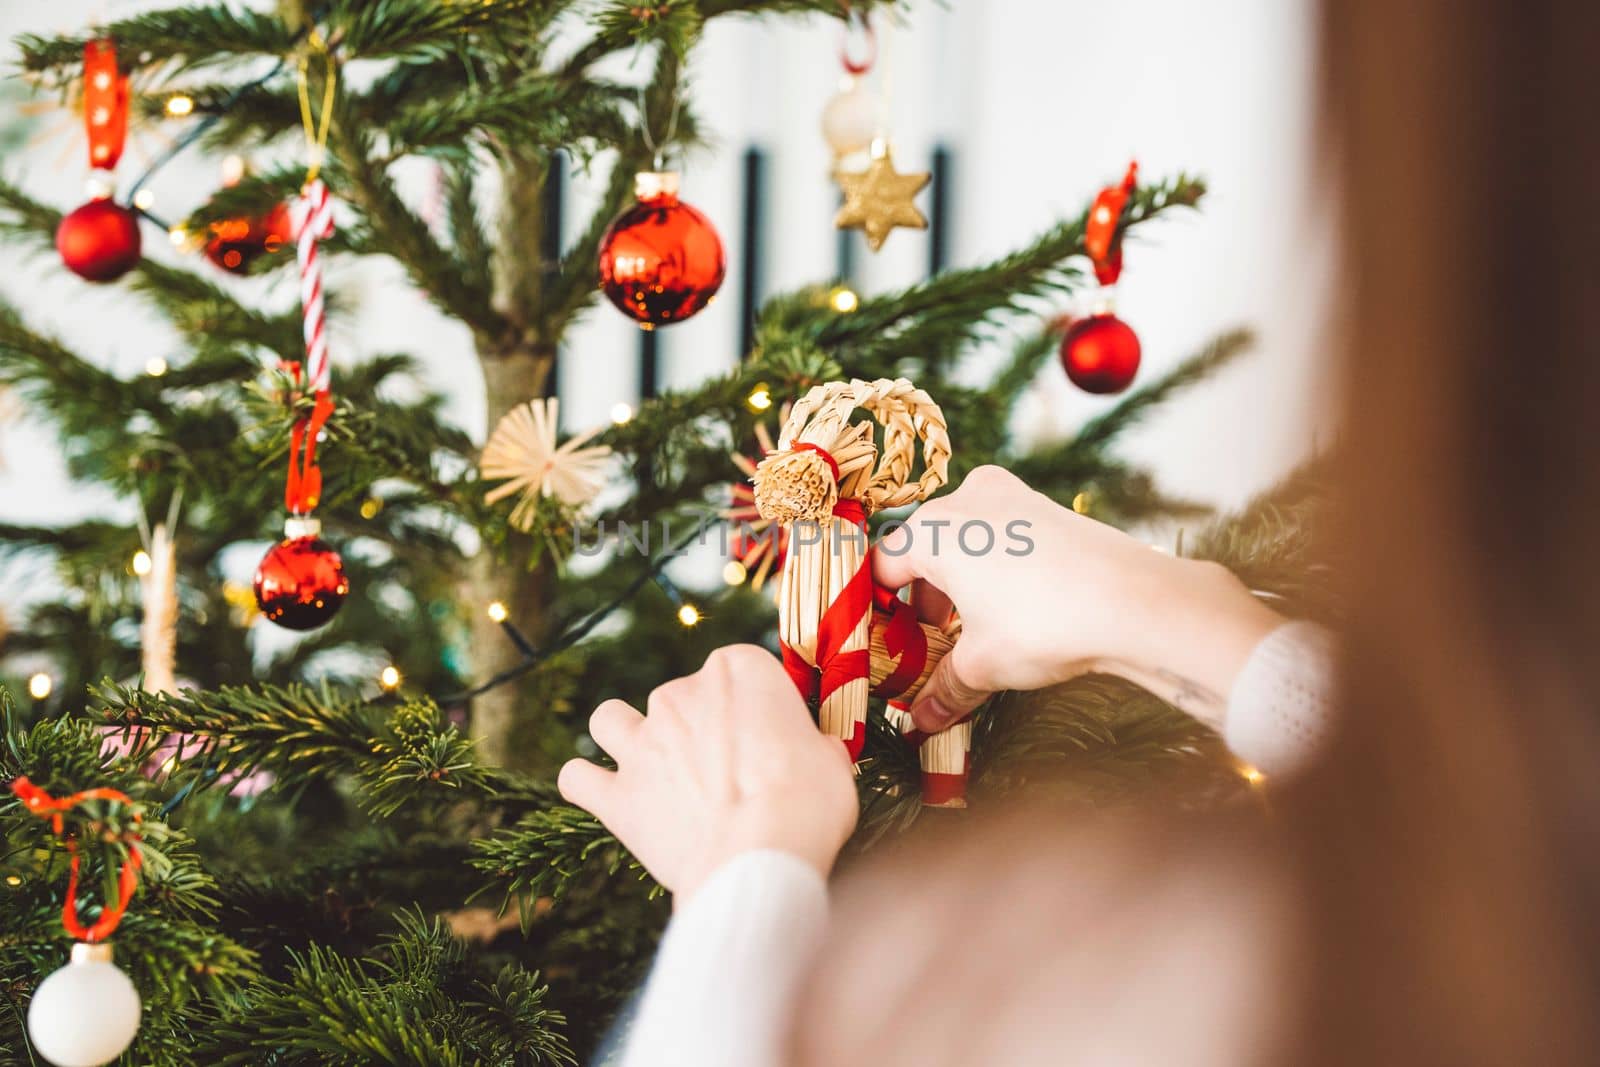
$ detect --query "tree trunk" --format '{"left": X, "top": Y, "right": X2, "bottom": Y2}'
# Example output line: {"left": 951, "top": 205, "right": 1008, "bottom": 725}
{"left": 467, "top": 150, "right": 557, "bottom": 772}
{"left": 467, "top": 344, "right": 554, "bottom": 771}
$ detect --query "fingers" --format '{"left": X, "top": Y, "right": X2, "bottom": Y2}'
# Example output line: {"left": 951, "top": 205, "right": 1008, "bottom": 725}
{"left": 910, "top": 640, "right": 992, "bottom": 733}
{"left": 871, "top": 516, "right": 932, "bottom": 592}
{"left": 557, "top": 757, "right": 621, "bottom": 825}
{"left": 588, "top": 698, "right": 644, "bottom": 761}
{"left": 910, "top": 578, "right": 955, "bottom": 629}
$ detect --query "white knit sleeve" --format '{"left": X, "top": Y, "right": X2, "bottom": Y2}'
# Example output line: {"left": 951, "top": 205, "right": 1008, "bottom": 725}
{"left": 1223, "top": 621, "right": 1337, "bottom": 777}
{"left": 615, "top": 849, "right": 827, "bottom": 1067}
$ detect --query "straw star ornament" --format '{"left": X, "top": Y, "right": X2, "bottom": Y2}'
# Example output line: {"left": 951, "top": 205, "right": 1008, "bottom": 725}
{"left": 725, "top": 417, "right": 789, "bottom": 590}
{"left": 482, "top": 399, "right": 612, "bottom": 530}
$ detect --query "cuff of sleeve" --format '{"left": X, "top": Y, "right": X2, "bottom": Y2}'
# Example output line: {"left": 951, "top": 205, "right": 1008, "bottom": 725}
{"left": 1224, "top": 621, "right": 1337, "bottom": 778}
{"left": 621, "top": 850, "right": 828, "bottom": 1067}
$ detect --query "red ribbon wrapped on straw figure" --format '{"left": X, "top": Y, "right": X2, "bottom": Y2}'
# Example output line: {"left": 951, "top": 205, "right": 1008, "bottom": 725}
{"left": 752, "top": 377, "right": 973, "bottom": 806}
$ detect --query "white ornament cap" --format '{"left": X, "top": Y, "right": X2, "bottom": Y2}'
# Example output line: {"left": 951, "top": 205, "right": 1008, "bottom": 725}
{"left": 1086, "top": 285, "right": 1119, "bottom": 316}
{"left": 633, "top": 171, "right": 681, "bottom": 201}
{"left": 284, "top": 516, "right": 322, "bottom": 540}
{"left": 70, "top": 942, "right": 114, "bottom": 965}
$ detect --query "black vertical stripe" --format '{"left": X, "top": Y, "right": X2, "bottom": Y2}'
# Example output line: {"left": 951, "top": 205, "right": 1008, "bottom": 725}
{"left": 543, "top": 151, "right": 566, "bottom": 403}
{"left": 739, "top": 146, "right": 765, "bottom": 357}
{"left": 835, "top": 194, "right": 856, "bottom": 284}
{"left": 929, "top": 144, "right": 951, "bottom": 278}
{"left": 639, "top": 329, "right": 659, "bottom": 399}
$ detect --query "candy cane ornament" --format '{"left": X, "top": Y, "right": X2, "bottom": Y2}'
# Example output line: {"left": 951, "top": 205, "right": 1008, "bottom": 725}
{"left": 252, "top": 179, "right": 349, "bottom": 631}
{"left": 291, "top": 179, "right": 335, "bottom": 393}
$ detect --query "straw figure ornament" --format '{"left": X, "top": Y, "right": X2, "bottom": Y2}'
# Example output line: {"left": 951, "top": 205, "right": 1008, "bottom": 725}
{"left": 753, "top": 379, "right": 971, "bottom": 801}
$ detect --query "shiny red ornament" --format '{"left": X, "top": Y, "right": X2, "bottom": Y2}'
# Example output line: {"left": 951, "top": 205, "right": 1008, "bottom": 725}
{"left": 205, "top": 202, "right": 292, "bottom": 274}
{"left": 598, "top": 172, "right": 725, "bottom": 329}
{"left": 253, "top": 533, "right": 349, "bottom": 630}
{"left": 1060, "top": 313, "right": 1142, "bottom": 394}
{"left": 56, "top": 198, "right": 142, "bottom": 282}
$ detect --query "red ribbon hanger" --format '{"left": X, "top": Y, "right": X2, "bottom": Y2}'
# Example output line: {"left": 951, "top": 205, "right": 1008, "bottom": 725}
{"left": 82, "top": 39, "right": 130, "bottom": 172}
{"left": 280, "top": 360, "right": 335, "bottom": 515}
{"left": 11, "top": 777, "right": 144, "bottom": 942}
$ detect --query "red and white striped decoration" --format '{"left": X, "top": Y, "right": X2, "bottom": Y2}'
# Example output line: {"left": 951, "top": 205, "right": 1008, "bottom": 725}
{"left": 290, "top": 179, "right": 335, "bottom": 391}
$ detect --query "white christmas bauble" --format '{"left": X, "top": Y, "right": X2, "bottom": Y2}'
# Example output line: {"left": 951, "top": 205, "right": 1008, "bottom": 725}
{"left": 821, "top": 78, "right": 880, "bottom": 159}
{"left": 27, "top": 944, "right": 142, "bottom": 1067}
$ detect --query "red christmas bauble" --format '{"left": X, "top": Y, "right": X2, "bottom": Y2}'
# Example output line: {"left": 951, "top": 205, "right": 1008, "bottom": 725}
{"left": 205, "top": 202, "right": 292, "bottom": 274}
{"left": 253, "top": 535, "right": 349, "bottom": 630}
{"left": 1060, "top": 313, "right": 1141, "bottom": 394}
{"left": 56, "top": 198, "right": 142, "bottom": 282}
{"left": 598, "top": 172, "right": 725, "bottom": 329}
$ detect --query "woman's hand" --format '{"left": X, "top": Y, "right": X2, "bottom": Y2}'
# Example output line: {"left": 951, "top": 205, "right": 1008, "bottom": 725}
{"left": 876, "top": 465, "right": 1283, "bottom": 733}
{"left": 558, "top": 644, "right": 859, "bottom": 903}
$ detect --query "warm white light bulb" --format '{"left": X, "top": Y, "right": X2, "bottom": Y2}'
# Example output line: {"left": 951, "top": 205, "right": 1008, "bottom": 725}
{"left": 164, "top": 94, "right": 194, "bottom": 117}
{"left": 676, "top": 604, "right": 701, "bottom": 627}
{"left": 27, "top": 673, "right": 52, "bottom": 700}
{"left": 144, "top": 357, "right": 168, "bottom": 378}
{"left": 829, "top": 287, "right": 859, "bottom": 313}
{"left": 722, "top": 561, "right": 748, "bottom": 585}
{"left": 746, "top": 387, "right": 773, "bottom": 412}
{"left": 487, "top": 601, "right": 509, "bottom": 623}
{"left": 379, "top": 666, "right": 402, "bottom": 690}
{"left": 27, "top": 944, "right": 142, "bottom": 1067}
{"left": 131, "top": 550, "right": 153, "bottom": 576}
{"left": 610, "top": 402, "right": 634, "bottom": 425}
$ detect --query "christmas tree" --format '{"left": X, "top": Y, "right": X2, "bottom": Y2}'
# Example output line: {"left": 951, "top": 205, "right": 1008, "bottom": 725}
{"left": 0, "top": 2, "right": 1332, "bottom": 1062}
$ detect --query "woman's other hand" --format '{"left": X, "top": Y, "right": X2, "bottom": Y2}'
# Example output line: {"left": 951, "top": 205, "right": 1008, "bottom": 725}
{"left": 559, "top": 644, "right": 859, "bottom": 903}
{"left": 875, "top": 465, "right": 1283, "bottom": 733}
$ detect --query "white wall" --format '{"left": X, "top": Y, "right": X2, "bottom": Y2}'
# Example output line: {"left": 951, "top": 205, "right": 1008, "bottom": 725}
{"left": 0, "top": 0, "right": 1336, "bottom": 552}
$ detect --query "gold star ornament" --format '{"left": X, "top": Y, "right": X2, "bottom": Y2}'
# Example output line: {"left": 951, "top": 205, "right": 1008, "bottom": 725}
{"left": 833, "top": 142, "right": 931, "bottom": 252}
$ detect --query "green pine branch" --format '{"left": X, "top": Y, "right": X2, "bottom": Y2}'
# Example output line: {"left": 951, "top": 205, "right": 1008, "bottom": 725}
{"left": 325, "top": 0, "right": 573, "bottom": 62}
{"left": 770, "top": 173, "right": 1207, "bottom": 370}
{"left": 329, "top": 108, "right": 507, "bottom": 340}
{"left": 196, "top": 910, "right": 575, "bottom": 1066}
{"left": 90, "top": 682, "right": 523, "bottom": 818}
{"left": 471, "top": 807, "right": 652, "bottom": 929}
{"left": 17, "top": 6, "right": 294, "bottom": 78}
{"left": 1, "top": 694, "right": 258, "bottom": 1049}
{"left": 1008, "top": 328, "right": 1254, "bottom": 492}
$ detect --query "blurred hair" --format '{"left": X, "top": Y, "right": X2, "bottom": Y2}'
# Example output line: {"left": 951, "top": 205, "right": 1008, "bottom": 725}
{"left": 1298, "top": 0, "right": 1600, "bottom": 1061}
{"left": 792, "top": 2, "right": 1600, "bottom": 1063}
